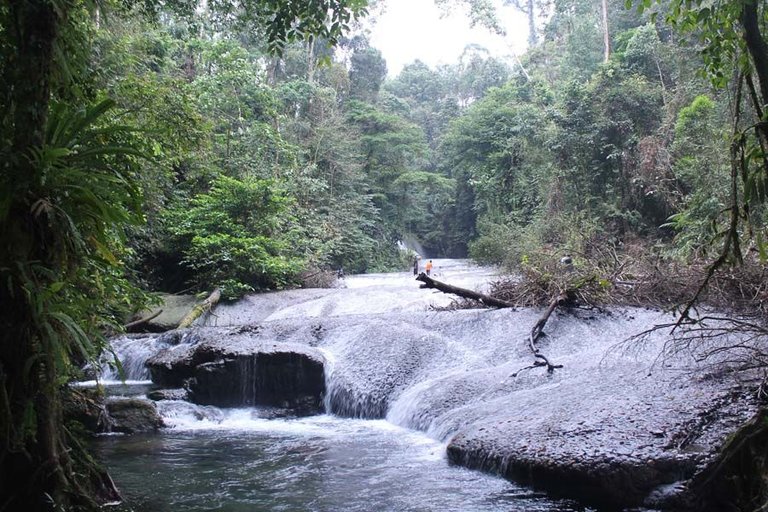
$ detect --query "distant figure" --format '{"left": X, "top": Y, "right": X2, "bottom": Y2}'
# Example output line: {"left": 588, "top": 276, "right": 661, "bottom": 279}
{"left": 337, "top": 267, "right": 345, "bottom": 279}
{"left": 560, "top": 254, "right": 573, "bottom": 272}
{"left": 425, "top": 259, "right": 433, "bottom": 276}
{"left": 412, "top": 256, "right": 420, "bottom": 276}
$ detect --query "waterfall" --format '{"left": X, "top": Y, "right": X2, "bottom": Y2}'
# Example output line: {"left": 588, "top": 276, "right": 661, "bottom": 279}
{"left": 98, "top": 334, "right": 157, "bottom": 381}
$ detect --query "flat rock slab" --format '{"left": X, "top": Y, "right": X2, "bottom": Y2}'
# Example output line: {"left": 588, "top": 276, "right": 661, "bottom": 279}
{"left": 288, "top": 307, "right": 761, "bottom": 510}
{"left": 131, "top": 302, "right": 761, "bottom": 509}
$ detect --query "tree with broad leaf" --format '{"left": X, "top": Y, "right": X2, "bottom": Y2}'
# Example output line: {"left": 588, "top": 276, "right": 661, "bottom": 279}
{"left": 0, "top": 0, "right": 367, "bottom": 510}
{"left": 628, "top": 0, "right": 768, "bottom": 267}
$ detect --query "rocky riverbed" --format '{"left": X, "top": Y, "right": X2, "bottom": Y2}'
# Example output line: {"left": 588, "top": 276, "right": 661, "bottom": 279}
{"left": 93, "top": 260, "right": 766, "bottom": 510}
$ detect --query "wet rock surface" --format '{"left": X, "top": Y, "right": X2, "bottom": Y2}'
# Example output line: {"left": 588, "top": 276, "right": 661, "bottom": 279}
{"left": 317, "top": 306, "right": 760, "bottom": 509}
{"left": 105, "top": 398, "right": 164, "bottom": 434}
{"left": 145, "top": 326, "right": 326, "bottom": 414}
{"left": 105, "top": 260, "right": 763, "bottom": 509}
{"left": 146, "top": 388, "right": 189, "bottom": 401}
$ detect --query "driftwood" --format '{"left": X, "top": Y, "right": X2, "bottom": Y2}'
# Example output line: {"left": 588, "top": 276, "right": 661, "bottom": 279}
{"left": 415, "top": 272, "right": 515, "bottom": 308}
{"left": 512, "top": 293, "right": 568, "bottom": 376}
{"left": 124, "top": 309, "right": 163, "bottom": 332}
{"left": 415, "top": 272, "right": 565, "bottom": 376}
{"left": 178, "top": 288, "right": 221, "bottom": 329}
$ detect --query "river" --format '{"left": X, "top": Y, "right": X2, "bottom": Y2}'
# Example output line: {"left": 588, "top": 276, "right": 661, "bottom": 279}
{"left": 93, "top": 260, "right": 594, "bottom": 511}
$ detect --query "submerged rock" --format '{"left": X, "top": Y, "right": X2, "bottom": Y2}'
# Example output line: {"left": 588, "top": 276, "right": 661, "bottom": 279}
{"left": 146, "top": 388, "right": 189, "bottom": 401}
{"left": 106, "top": 398, "right": 164, "bottom": 434}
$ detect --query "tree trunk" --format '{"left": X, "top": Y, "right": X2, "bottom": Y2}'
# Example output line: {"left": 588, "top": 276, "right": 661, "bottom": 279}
{"left": 415, "top": 273, "right": 514, "bottom": 308}
{"left": 740, "top": 1, "right": 768, "bottom": 111}
{"left": 7, "top": 0, "right": 57, "bottom": 156}
{"left": 739, "top": 1, "right": 768, "bottom": 181}
{"left": 178, "top": 288, "right": 222, "bottom": 328}
{"left": 0, "top": 2, "right": 112, "bottom": 510}
{"left": 307, "top": 38, "right": 316, "bottom": 84}
{"left": 526, "top": 0, "right": 537, "bottom": 45}
{"left": 601, "top": 0, "right": 611, "bottom": 63}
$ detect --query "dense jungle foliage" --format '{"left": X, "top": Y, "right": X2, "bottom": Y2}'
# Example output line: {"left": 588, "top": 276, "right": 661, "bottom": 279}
{"left": 2, "top": 0, "right": 768, "bottom": 509}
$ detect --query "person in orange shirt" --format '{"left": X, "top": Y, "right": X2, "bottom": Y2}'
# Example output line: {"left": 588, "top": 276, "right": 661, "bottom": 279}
{"left": 425, "top": 259, "right": 433, "bottom": 276}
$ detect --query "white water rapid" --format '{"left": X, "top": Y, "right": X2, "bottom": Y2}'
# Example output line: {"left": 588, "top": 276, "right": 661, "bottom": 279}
{"left": 92, "top": 259, "right": 758, "bottom": 511}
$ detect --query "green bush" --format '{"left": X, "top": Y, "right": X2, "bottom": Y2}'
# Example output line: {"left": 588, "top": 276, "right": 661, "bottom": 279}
{"left": 166, "top": 175, "right": 303, "bottom": 299}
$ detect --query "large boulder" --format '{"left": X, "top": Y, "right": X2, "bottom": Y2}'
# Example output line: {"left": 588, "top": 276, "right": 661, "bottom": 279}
{"left": 130, "top": 294, "right": 199, "bottom": 332}
{"left": 146, "top": 326, "right": 326, "bottom": 415}
{"left": 64, "top": 389, "right": 165, "bottom": 435}
{"left": 63, "top": 387, "right": 109, "bottom": 433}
{"left": 189, "top": 350, "right": 324, "bottom": 412}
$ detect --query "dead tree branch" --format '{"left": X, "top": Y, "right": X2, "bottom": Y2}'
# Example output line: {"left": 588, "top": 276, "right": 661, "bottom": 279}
{"left": 124, "top": 309, "right": 163, "bottom": 332}
{"left": 415, "top": 273, "right": 564, "bottom": 375}
{"left": 415, "top": 272, "right": 515, "bottom": 308}
{"left": 527, "top": 293, "right": 568, "bottom": 373}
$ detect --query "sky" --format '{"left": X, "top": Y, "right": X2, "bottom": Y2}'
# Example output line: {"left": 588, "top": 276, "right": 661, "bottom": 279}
{"left": 366, "top": 0, "right": 530, "bottom": 77}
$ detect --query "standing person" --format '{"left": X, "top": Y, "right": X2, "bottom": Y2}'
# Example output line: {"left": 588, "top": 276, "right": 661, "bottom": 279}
{"left": 425, "top": 259, "right": 433, "bottom": 276}
{"left": 412, "top": 255, "right": 420, "bottom": 275}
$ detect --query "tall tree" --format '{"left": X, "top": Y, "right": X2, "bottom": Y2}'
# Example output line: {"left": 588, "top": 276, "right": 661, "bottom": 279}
{"left": 348, "top": 36, "right": 388, "bottom": 102}
{"left": 0, "top": 0, "right": 367, "bottom": 509}
{"left": 506, "top": 0, "right": 538, "bottom": 44}
{"left": 601, "top": 0, "right": 610, "bottom": 61}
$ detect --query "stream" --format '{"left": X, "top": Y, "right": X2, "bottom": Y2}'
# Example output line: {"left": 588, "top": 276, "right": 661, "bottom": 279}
{"left": 93, "top": 260, "right": 593, "bottom": 511}
{"left": 94, "top": 403, "right": 587, "bottom": 511}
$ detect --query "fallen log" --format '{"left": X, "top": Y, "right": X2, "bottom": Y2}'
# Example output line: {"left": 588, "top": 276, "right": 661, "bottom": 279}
{"left": 415, "top": 272, "right": 515, "bottom": 309}
{"left": 178, "top": 288, "right": 221, "bottom": 329}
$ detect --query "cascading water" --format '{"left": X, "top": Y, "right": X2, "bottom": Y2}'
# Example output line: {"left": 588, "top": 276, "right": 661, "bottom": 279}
{"left": 98, "top": 334, "right": 161, "bottom": 381}
{"left": 97, "top": 330, "right": 201, "bottom": 382}
{"left": 90, "top": 259, "right": 757, "bottom": 511}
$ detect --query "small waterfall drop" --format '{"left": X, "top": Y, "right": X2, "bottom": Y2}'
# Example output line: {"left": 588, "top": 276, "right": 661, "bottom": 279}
{"left": 99, "top": 334, "right": 159, "bottom": 381}
{"left": 99, "top": 330, "right": 198, "bottom": 382}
